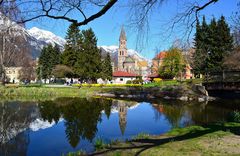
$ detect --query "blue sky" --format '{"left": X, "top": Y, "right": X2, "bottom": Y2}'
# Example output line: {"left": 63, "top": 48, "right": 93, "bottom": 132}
{"left": 26, "top": 0, "right": 238, "bottom": 59}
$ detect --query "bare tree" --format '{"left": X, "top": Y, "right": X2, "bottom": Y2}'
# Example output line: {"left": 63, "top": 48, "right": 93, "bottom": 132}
{"left": 1, "top": 0, "right": 222, "bottom": 29}
{"left": 2, "top": 0, "right": 118, "bottom": 27}
{"left": 231, "top": 2, "right": 240, "bottom": 47}
{"left": 0, "top": 14, "right": 31, "bottom": 83}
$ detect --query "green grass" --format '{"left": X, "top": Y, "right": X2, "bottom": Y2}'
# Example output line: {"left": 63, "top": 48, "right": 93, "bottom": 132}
{"left": 95, "top": 122, "right": 240, "bottom": 156}
{"left": 0, "top": 86, "right": 103, "bottom": 100}
{"left": 132, "top": 132, "right": 150, "bottom": 140}
{"left": 94, "top": 138, "right": 108, "bottom": 151}
{"left": 144, "top": 79, "right": 203, "bottom": 88}
{"left": 0, "top": 78, "right": 203, "bottom": 100}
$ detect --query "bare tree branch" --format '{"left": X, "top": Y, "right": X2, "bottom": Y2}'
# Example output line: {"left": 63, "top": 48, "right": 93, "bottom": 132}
{"left": 13, "top": 0, "right": 118, "bottom": 26}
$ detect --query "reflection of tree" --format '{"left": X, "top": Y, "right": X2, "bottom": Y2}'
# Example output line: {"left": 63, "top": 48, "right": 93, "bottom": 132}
{"left": 186, "top": 102, "right": 231, "bottom": 124}
{"left": 102, "top": 99, "right": 112, "bottom": 119}
{"left": 152, "top": 103, "right": 184, "bottom": 128}
{"left": 38, "top": 98, "right": 112, "bottom": 148}
{"left": 0, "top": 101, "right": 38, "bottom": 155}
{"left": 39, "top": 101, "right": 61, "bottom": 123}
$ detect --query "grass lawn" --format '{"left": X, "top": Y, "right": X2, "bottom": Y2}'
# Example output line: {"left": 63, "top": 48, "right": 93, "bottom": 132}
{"left": 143, "top": 79, "right": 203, "bottom": 87}
{"left": 0, "top": 78, "right": 202, "bottom": 101}
{"left": 92, "top": 122, "right": 240, "bottom": 156}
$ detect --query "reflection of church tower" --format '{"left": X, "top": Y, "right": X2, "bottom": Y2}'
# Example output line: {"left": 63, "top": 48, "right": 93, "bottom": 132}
{"left": 118, "top": 101, "right": 127, "bottom": 135}
{"left": 118, "top": 26, "right": 127, "bottom": 71}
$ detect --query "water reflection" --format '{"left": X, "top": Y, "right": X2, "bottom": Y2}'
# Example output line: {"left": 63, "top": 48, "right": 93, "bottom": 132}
{"left": 152, "top": 100, "right": 234, "bottom": 128}
{"left": 0, "top": 102, "right": 38, "bottom": 156}
{"left": 39, "top": 98, "right": 114, "bottom": 148}
{"left": 0, "top": 98, "right": 239, "bottom": 156}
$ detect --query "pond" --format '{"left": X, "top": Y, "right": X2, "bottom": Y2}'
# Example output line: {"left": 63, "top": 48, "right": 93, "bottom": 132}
{"left": 0, "top": 97, "right": 240, "bottom": 156}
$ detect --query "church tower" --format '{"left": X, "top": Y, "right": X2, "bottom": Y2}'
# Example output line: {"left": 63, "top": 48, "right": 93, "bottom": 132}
{"left": 118, "top": 101, "right": 127, "bottom": 135}
{"left": 118, "top": 26, "right": 127, "bottom": 71}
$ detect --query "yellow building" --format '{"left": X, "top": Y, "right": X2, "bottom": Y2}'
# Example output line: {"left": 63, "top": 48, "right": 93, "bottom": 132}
{"left": 5, "top": 67, "right": 22, "bottom": 83}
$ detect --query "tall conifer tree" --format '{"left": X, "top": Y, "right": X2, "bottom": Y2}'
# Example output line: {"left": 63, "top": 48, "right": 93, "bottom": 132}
{"left": 101, "top": 53, "right": 112, "bottom": 80}
{"left": 61, "top": 23, "right": 83, "bottom": 75}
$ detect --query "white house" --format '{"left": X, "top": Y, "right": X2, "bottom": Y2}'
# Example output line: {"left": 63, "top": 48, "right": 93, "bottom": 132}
{"left": 112, "top": 71, "right": 138, "bottom": 84}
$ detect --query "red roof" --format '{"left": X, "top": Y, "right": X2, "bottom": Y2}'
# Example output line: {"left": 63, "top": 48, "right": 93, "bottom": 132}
{"left": 113, "top": 71, "right": 138, "bottom": 77}
{"left": 154, "top": 51, "right": 167, "bottom": 60}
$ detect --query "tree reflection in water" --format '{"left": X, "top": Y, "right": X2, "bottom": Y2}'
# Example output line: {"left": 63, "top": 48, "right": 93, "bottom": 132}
{"left": 0, "top": 101, "right": 38, "bottom": 156}
{"left": 152, "top": 100, "right": 234, "bottom": 128}
{"left": 38, "top": 98, "right": 113, "bottom": 148}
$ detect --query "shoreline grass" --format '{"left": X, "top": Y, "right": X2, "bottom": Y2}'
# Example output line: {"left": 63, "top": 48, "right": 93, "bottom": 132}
{"left": 91, "top": 122, "right": 240, "bottom": 156}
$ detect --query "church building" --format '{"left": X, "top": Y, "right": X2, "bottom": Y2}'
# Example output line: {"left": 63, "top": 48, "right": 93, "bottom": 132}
{"left": 117, "top": 27, "right": 136, "bottom": 73}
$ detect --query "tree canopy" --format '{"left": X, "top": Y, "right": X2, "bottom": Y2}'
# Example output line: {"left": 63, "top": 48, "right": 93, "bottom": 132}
{"left": 159, "top": 47, "right": 185, "bottom": 79}
{"left": 193, "top": 16, "right": 233, "bottom": 74}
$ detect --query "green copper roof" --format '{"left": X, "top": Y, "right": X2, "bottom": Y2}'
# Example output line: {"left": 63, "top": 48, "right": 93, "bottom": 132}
{"left": 124, "top": 56, "right": 135, "bottom": 63}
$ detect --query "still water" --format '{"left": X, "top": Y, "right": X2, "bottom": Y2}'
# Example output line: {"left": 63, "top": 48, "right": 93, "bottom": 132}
{"left": 0, "top": 97, "right": 239, "bottom": 156}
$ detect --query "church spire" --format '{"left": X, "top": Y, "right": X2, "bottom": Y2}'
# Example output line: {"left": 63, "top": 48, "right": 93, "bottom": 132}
{"left": 119, "top": 26, "right": 126, "bottom": 41}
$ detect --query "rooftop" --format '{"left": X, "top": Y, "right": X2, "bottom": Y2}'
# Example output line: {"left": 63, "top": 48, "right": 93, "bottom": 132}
{"left": 153, "top": 51, "right": 167, "bottom": 60}
{"left": 113, "top": 71, "right": 138, "bottom": 77}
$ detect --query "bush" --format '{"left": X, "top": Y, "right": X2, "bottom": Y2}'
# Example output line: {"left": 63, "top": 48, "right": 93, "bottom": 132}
{"left": 227, "top": 111, "right": 240, "bottom": 123}
{"left": 132, "top": 79, "right": 143, "bottom": 84}
{"left": 94, "top": 138, "right": 107, "bottom": 150}
{"left": 126, "top": 80, "right": 132, "bottom": 84}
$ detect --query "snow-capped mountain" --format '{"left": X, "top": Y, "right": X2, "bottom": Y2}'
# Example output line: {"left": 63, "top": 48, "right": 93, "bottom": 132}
{"left": 0, "top": 13, "right": 66, "bottom": 59}
{"left": 28, "top": 27, "right": 65, "bottom": 49}
{"left": 27, "top": 27, "right": 66, "bottom": 59}
{"left": 0, "top": 13, "right": 149, "bottom": 62}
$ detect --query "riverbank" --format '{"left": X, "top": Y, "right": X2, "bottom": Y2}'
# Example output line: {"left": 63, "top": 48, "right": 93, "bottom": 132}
{"left": 90, "top": 122, "right": 240, "bottom": 156}
{"left": 96, "top": 84, "right": 212, "bottom": 102}
{"left": 0, "top": 83, "right": 211, "bottom": 102}
{"left": 0, "top": 80, "right": 214, "bottom": 102}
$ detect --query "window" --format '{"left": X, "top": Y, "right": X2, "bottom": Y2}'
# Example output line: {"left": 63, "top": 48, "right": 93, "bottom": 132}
{"left": 120, "top": 78, "right": 123, "bottom": 81}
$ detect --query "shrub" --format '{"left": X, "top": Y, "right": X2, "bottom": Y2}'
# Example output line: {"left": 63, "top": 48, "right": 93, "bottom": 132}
{"left": 126, "top": 80, "right": 132, "bottom": 84}
{"left": 227, "top": 111, "right": 240, "bottom": 123}
{"left": 94, "top": 138, "right": 107, "bottom": 150}
{"left": 132, "top": 133, "right": 150, "bottom": 140}
{"left": 132, "top": 79, "right": 143, "bottom": 84}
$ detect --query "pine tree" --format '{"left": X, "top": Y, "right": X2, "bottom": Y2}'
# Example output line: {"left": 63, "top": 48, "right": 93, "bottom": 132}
{"left": 208, "top": 17, "right": 219, "bottom": 71}
{"left": 52, "top": 45, "right": 61, "bottom": 66}
{"left": 101, "top": 53, "right": 112, "bottom": 80}
{"left": 193, "top": 17, "right": 210, "bottom": 74}
{"left": 215, "top": 16, "right": 233, "bottom": 70}
{"left": 38, "top": 44, "right": 61, "bottom": 81}
{"left": 193, "top": 19, "right": 203, "bottom": 75}
{"left": 76, "top": 28, "right": 101, "bottom": 82}
{"left": 61, "top": 23, "right": 83, "bottom": 77}
{"left": 193, "top": 16, "right": 233, "bottom": 74}
{"left": 38, "top": 45, "right": 51, "bottom": 80}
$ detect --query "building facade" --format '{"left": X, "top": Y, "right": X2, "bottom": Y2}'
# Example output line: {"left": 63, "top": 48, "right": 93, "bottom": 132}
{"left": 5, "top": 67, "right": 22, "bottom": 83}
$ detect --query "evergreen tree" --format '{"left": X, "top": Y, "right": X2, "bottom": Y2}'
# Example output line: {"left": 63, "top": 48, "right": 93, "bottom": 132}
{"left": 52, "top": 45, "right": 61, "bottom": 66}
{"left": 101, "top": 53, "right": 112, "bottom": 80}
{"left": 61, "top": 23, "right": 83, "bottom": 76}
{"left": 193, "top": 16, "right": 210, "bottom": 75}
{"left": 75, "top": 28, "right": 101, "bottom": 82}
{"left": 38, "top": 45, "right": 51, "bottom": 80}
{"left": 38, "top": 44, "right": 61, "bottom": 81}
{"left": 193, "top": 16, "right": 233, "bottom": 74}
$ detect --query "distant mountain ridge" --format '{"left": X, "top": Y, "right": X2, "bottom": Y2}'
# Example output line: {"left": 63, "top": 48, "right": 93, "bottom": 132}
{"left": 0, "top": 13, "right": 149, "bottom": 62}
